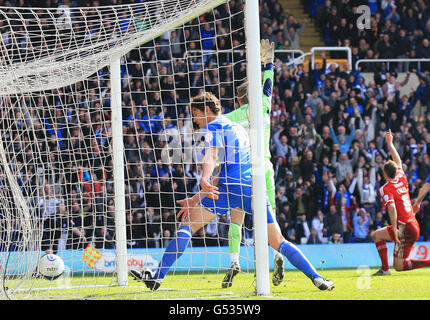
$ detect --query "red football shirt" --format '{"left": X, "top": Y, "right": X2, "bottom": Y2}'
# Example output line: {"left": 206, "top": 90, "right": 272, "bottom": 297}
{"left": 379, "top": 168, "right": 415, "bottom": 224}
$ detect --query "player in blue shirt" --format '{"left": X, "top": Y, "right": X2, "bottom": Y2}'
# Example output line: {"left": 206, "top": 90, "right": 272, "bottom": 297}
{"left": 130, "top": 92, "right": 334, "bottom": 292}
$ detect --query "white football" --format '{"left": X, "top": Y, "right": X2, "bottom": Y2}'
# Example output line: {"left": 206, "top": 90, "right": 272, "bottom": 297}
{"left": 38, "top": 254, "right": 65, "bottom": 280}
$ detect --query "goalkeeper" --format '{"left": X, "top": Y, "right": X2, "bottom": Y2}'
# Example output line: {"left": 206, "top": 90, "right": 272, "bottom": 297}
{"left": 221, "top": 39, "right": 284, "bottom": 288}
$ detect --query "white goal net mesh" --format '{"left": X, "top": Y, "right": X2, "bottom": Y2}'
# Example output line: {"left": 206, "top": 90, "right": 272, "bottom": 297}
{"left": 0, "top": 0, "right": 261, "bottom": 299}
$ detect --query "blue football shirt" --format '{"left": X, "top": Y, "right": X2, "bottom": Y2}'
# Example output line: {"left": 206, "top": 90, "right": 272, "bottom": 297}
{"left": 202, "top": 115, "right": 252, "bottom": 185}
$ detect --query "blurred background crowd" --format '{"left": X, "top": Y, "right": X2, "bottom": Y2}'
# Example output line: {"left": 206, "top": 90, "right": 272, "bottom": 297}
{"left": 1, "top": 0, "right": 430, "bottom": 252}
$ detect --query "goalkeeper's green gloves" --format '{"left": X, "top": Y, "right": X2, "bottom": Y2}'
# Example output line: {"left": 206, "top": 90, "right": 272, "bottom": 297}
{"left": 260, "top": 39, "right": 275, "bottom": 67}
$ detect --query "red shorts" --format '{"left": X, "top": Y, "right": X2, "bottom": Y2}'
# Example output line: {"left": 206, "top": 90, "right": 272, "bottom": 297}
{"left": 387, "top": 218, "right": 420, "bottom": 259}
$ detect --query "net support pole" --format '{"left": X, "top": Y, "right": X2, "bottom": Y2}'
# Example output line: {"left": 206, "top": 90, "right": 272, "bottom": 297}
{"left": 110, "top": 56, "right": 128, "bottom": 286}
{"left": 245, "top": 0, "right": 270, "bottom": 296}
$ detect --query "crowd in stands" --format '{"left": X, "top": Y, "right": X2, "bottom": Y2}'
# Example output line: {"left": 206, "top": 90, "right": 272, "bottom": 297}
{"left": 2, "top": 0, "right": 430, "bottom": 253}
{"left": 270, "top": 0, "right": 430, "bottom": 244}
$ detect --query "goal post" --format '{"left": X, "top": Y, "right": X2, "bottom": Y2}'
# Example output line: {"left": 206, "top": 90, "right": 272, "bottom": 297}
{"left": 244, "top": 0, "right": 270, "bottom": 296}
{"left": 110, "top": 55, "right": 128, "bottom": 286}
{"left": 0, "top": 0, "right": 270, "bottom": 299}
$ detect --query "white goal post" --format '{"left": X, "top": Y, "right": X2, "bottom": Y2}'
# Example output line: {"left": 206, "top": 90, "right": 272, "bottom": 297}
{"left": 244, "top": 0, "right": 269, "bottom": 296}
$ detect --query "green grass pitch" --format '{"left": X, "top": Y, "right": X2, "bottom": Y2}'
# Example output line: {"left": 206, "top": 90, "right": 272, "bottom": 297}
{"left": 14, "top": 268, "right": 430, "bottom": 300}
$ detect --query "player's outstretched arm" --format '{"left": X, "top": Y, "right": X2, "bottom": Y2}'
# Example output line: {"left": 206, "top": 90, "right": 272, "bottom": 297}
{"left": 260, "top": 39, "right": 275, "bottom": 68}
{"left": 413, "top": 181, "right": 430, "bottom": 213}
{"left": 260, "top": 39, "right": 275, "bottom": 114}
{"left": 200, "top": 146, "right": 220, "bottom": 198}
{"left": 385, "top": 129, "right": 402, "bottom": 168}
{"left": 211, "top": 165, "right": 221, "bottom": 187}
{"left": 386, "top": 203, "right": 400, "bottom": 244}
{"left": 225, "top": 38, "right": 275, "bottom": 121}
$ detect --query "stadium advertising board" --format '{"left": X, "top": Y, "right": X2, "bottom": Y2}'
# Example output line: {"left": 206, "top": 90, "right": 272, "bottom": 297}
{"left": 1, "top": 242, "right": 430, "bottom": 275}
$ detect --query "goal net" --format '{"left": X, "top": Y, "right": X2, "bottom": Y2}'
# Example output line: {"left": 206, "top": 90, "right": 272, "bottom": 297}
{"left": 0, "top": 0, "right": 267, "bottom": 299}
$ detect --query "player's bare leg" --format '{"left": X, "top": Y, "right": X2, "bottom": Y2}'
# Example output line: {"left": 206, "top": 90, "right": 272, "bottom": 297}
{"left": 371, "top": 227, "right": 392, "bottom": 276}
{"left": 393, "top": 257, "right": 408, "bottom": 271}
{"left": 391, "top": 222, "right": 430, "bottom": 272}
{"left": 182, "top": 205, "right": 219, "bottom": 234}
{"left": 393, "top": 256, "right": 430, "bottom": 271}
{"left": 222, "top": 208, "right": 245, "bottom": 288}
{"left": 267, "top": 219, "right": 334, "bottom": 291}
{"left": 267, "top": 220, "right": 285, "bottom": 251}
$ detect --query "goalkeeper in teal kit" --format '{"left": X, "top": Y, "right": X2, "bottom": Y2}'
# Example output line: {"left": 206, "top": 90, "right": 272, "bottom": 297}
{"left": 222, "top": 39, "right": 284, "bottom": 288}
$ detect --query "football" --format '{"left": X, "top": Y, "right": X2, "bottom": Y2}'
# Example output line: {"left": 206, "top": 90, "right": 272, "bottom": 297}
{"left": 38, "top": 254, "right": 65, "bottom": 281}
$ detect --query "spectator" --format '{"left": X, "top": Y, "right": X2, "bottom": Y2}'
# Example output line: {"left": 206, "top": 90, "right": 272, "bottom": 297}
{"left": 295, "top": 214, "right": 311, "bottom": 243}
{"left": 313, "top": 165, "right": 331, "bottom": 213}
{"left": 352, "top": 208, "right": 373, "bottom": 242}
{"left": 272, "top": 128, "right": 296, "bottom": 161}
{"left": 417, "top": 38, "right": 430, "bottom": 71}
{"left": 145, "top": 207, "right": 161, "bottom": 248}
{"left": 338, "top": 197, "right": 355, "bottom": 243}
{"left": 277, "top": 202, "right": 295, "bottom": 242}
{"left": 305, "top": 89, "right": 323, "bottom": 118}
{"left": 306, "top": 227, "right": 322, "bottom": 244}
{"left": 382, "top": 73, "right": 411, "bottom": 103}
{"left": 331, "top": 152, "right": 358, "bottom": 183}
{"left": 325, "top": 204, "right": 344, "bottom": 238}
{"left": 395, "top": 28, "right": 412, "bottom": 72}
{"left": 329, "top": 123, "right": 356, "bottom": 154}
{"left": 398, "top": 94, "right": 414, "bottom": 122}
{"left": 311, "top": 210, "right": 326, "bottom": 240}
{"left": 291, "top": 187, "right": 309, "bottom": 220}
{"left": 411, "top": 73, "right": 430, "bottom": 123}
{"left": 283, "top": 17, "right": 306, "bottom": 50}
{"left": 328, "top": 232, "right": 343, "bottom": 244}
{"left": 356, "top": 162, "right": 377, "bottom": 219}
{"left": 372, "top": 211, "right": 389, "bottom": 231}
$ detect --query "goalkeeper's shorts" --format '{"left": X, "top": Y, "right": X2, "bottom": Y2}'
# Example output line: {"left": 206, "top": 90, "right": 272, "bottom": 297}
{"left": 199, "top": 181, "right": 274, "bottom": 224}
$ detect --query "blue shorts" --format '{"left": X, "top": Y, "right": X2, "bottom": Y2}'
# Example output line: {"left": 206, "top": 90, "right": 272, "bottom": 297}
{"left": 199, "top": 182, "right": 274, "bottom": 224}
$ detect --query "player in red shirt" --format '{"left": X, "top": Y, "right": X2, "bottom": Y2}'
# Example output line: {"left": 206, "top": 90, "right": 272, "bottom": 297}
{"left": 371, "top": 130, "right": 430, "bottom": 275}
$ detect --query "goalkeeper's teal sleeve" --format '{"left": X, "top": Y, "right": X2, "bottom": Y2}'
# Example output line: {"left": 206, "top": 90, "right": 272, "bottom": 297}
{"left": 262, "top": 63, "right": 274, "bottom": 115}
